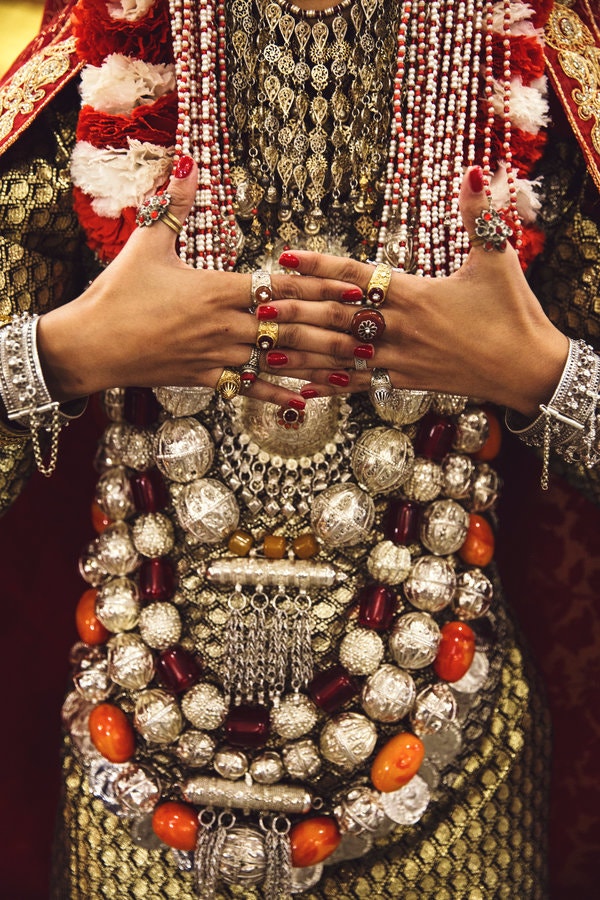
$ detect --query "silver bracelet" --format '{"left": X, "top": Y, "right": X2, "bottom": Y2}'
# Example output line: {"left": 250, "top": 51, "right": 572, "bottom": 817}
{"left": 505, "top": 338, "right": 600, "bottom": 489}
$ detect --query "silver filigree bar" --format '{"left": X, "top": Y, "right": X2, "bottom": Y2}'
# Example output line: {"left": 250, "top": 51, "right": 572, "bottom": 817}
{"left": 182, "top": 776, "right": 312, "bottom": 813}
{"left": 204, "top": 557, "right": 346, "bottom": 588}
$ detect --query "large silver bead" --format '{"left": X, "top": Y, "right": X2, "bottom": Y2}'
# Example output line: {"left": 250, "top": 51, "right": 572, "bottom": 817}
{"left": 272, "top": 694, "right": 319, "bottom": 740}
{"left": 249, "top": 752, "right": 284, "bottom": 785}
{"left": 176, "top": 730, "right": 216, "bottom": 767}
{"left": 174, "top": 478, "right": 239, "bottom": 543}
{"left": 452, "top": 567, "right": 493, "bottom": 619}
{"left": 107, "top": 632, "right": 154, "bottom": 689}
{"left": 214, "top": 747, "right": 249, "bottom": 780}
{"left": 134, "top": 689, "right": 183, "bottom": 744}
{"left": 218, "top": 826, "right": 266, "bottom": 886}
{"left": 99, "top": 423, "right": 137, "bottom": 468}
{"left": 78, "top": 538, "right": 106, "bottom": 587}
{"left": 402, "top": 458, "right": 443, "bottom": 503}
{"left": 453, "top": 408, "right": 489, "bottom": 453}
{"left": 310, "top": 483, "right": 375, "bottom": 547}
{"left": 119, "top": 426, "right": 155, "bottom": 471}
{"left": 430, "top": 393, "right": 468, "bottom": 415}
{"left": 361, "top": 664, "right": 416, "bottom": 722}
{"left": 334, "top": 785, "right": 387, "bottom": 835}
{"left": 380, "top": 774, "right": 430, "bottom": 825}
{"left": 441, "top": 454, "right": 474, "bottom": 500}
{"left": 282, "top": 739, "right": 322, "bottom": 780}
{"left": 153, "top": 385, "right": 214, "bottom": 417}
{"left": 138, "top": 602, "right": 182, "bottom": 649}
{"left": 154, "top": 417, "right": 214, "bottom": 483}
{"left": 410, "top": 683, "right": 458, "bottom": 735}
{"left": 113, "top": 764, "right": 162, "bottom": 816}
{"left": 62, "top": 691, "right": 97, "bottom": 761}
{"left": 351, "top": 427, "right": 414, "bottom": 495}
{"left": 420, "top": 499, "right": 470, "bottom": 555}
{"left": 469, "top": 463, "right": 500, "bottom": 512}
{"left": 132, "top": 512, "right": 175, "bottom": 557}
{"left": 181, "top": 683, "right": 227, "bottom": 730}
{"left": 389, "top": 611, "right": 441, "bottom": 669}
{"left": 96, "top": 577, "right": 140, "bottom": 632}
{"left": 96, "top": 522, "right": 140, "bottom": 576}
{"left": 370, "top": 386, "right": 432, "bottom": 426}
{"left": 320, "top": 713, "right": 378, "bottom": 770}
{"left": 73, "top": 656, "right": 113, "bottom": 703}
{"left": 95, "top": 466, "right": 134, "bottom": 521}
{"left": 403, "top": 555, "right": 457, "bottom": 613}
{"left": 367, "top": 540, "right": 411, "bottom": 584}
{"left": 102, "top": 387, "right": 125, "bottom": 422}
{"left": 339, "top": 628, "right": 384, "bottom": 675}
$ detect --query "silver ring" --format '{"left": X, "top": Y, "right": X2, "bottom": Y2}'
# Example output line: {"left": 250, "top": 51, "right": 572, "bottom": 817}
{"left": 250, "top": 270, "right": 272, "bottom": 312}
{"left": 354, "top": 357, "right": 369, "bottom": 371}
{"left": 369, "top": 367, "right": 392, "bottom": 403}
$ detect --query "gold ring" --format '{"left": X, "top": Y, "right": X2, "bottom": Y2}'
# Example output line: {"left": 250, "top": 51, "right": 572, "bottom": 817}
{"left": 216, "top": 368, "right": 241, "bottom": 400}
{"left": 255, "top": 320, "right": 279, "bottom": 351}
{"left": 366, "top": 263, "right": 392, "bottom": 307}
{"left": 161, "top": 209, "right": 184, "bottom": 236}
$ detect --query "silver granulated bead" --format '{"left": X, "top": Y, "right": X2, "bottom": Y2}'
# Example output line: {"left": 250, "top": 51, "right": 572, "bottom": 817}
{"left": 469, "top": 463, "right": 500, "bottom": 512}
{"left": 334, "top": 785, "right": 387, "bottom": 835}
{"left": 320, "top": 713, "right": 378, "bottom": 770}
{"left": 380, "top": 774, "right": 430, "bottom": 825}
{"left": 361, "top": 664, "right": 416, "bottom": 722}
{"left": 339, "top": 628, "right": 384, "bottom": 675}
{"left": 282, "top": 739, "right": 322, "bottom": 780}
{"left": 96, "top": 522, "right": 140, "bottom": 576}
{"left": 154, "top": 417, "right": 215, "bottom": 483}
{"left": 214, "top": 747, "right": 249, "bottom": 780}
{"left": 118, "top": 426, "right": 154, "bottom": 471}
{"left": 420, "top": 499, "right": 470, "bottom": 555}
{"left": 351, "top": 427, "right": 414, "bottom": 495}
{"left": 441, "top": 454, "right": 474, "bottom": 500}
{"left": 403, "top": 555, "right": 457, "bottom": 613}
{"left": 181, "top": 683, "right": 227, "bottom": 730}
{"left": 99, "top": 423, "right": 136, "bottom": 468}
{"left": 176, "top": 730, "right": 216, "bottom": 767}
{"left": 134, "top": 688, "right": 182, "bottom": 744}
{"left": 96, "top": 577, "right": 140, "bottom": 632}
{"left": 430, "top": 393, "right": 468, "bottom": 415}
{"left": 113, "top": 764, "right": 162, "bottom": 816}
{"left": 138, "top": 602, "right": 181, "bottom": 649}
{"left": 249, "top": 752, "right": 284, "bottom": 785}
{"left": 132, "top": 512, "right": 175, "bottom": 557}
{"left": 174, "top": 478, "right": 239, "bottom": 543}
{"left": 367, "top": 540, "right": 411, "bottom": 584}
{"left": 389, "top": 611, "right": 441, "bottom": 669}
{"left": 310, "top": 483, "right": 375, "bottom": 548}
{"left": 96, "top": 466, "right": 134, "bottom": 521}
{"left": 453, "top": 408, "right": 489, "bottom": 453}
{"left": 452, "top": 567, "right": 493, "bottom": 619}
{"left": 272, "top": 694, "right": 319, "bottom": 740}
{"left": 402, "top": 458, "right": 443, "bottom": 503}
{"left": 107, "top": 632, "right": 155, "bottom": 690}
{"left": 153, "top": 385, "right": 214, "bottom": 417}
{"left": 218, "top": 826, "right": 266, "bottom": 886}
{"left": 411, "top": 683, "right": 458, "bottom": 735}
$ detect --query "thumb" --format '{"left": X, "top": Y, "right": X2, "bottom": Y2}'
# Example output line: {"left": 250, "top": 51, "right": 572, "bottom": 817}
{"left": 459, "top": 165, "right": 488, "bottom": 240}
{"left": 134, "top": 155, "right": 198, "bottom": 254}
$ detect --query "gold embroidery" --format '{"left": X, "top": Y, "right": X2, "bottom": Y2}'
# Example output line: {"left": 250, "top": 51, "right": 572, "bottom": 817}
{"left": 545, "top": 5, "right": 600, "bottom": 155}
{"left": 0, "top": 36, "right": 77, "bottom": 145}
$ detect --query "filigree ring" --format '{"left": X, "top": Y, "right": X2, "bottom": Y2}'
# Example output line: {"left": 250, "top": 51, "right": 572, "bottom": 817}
{"left": 365, "top": 263, "right": 392, "bottom": 307}
{"left": 216, "top": 368, "right": 242, "bottom": 400}
{"left": 369, "top": 367, "right": 393, "bottom": 404}
{"left": 250, "top": 270, "right": 273, "bottom": 312}
{"left": 135, "top": 191, "right": 183, "bottom": 236}
{"left": 256, "top": 321, "right": 279, "bottom": 351}
{"left": 240, "top": 347, "right": 261, "bottom": 389}
{"left": 469, "top": 207, "right": 513, "bottom": 252}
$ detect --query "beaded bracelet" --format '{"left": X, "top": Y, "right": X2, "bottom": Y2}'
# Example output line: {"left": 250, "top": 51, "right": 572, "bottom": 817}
{"left": 505, "top": 338, "right": 600, "bottom": 489}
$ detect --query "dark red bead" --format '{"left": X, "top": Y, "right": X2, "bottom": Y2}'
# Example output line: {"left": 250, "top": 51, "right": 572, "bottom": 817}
{"left": 156, "top": 646, "right": 202, "bottom": 692}
{"left": 224, "top": 704, "right": 270, "bottom": 748}
{"left": 308, "top": 665, "right": 359, "bottom": 714}
{"left": 414, "top": 413, "right": 457, "bottom": 461}
{"left": 358, "top": 584, "right": 397, "bottom": 631}
{"left": 385, "top": 499, "right": 421, "bottom": 545}
{"left": 139, "top": 557, "right": 176, "bottom": 602}
{"left": 130, "top": 469, "right": 169, "bottom": 513}
{"left": 123, "top": 387, "right": 161, "bottom": 428}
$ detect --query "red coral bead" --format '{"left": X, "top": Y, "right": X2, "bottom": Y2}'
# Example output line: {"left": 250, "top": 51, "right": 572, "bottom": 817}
{"left": 458, "top": 514, "right": 495, "bottom": 566}
{"left": 156, "top": 646, "right": 202, "bottom": 693}
{"left": 415, "top": 413, "right": 457, "bottom": 461}
{"left": 370, "top": 732, "right": 425, "bottom": 793}
{"left": 308, "top": 665, "right": 359, "bottom": 713}
{"left": 139, "top": 557, "right": 176, "bottom": 602}
{"left": 76, "top": 588, "right": 109, "bottom": 645}
{"left": 224, "top": 704, "right": 270, "bottom": 748}
{"left": 433, "top": 621, "right": 476, "bottom": 682}
{"left": 385, "top": 499, "right": 421, "bottom": 545}
{"left": 89, "top": 703, "right": 135, "bottom": 763}
{"left": 130, "top": 468, "right": 168, "bottom": 513}
{"left": 152, "top": 802, "right": 199, "bottom": 851}
{"left": 358, "top": 583, "right": 397, "bottom": 631}
{"left": 124, "top": 387, "right": 161, "bottom": 427}
{"left": 290, "top": 816, "right": 341, "bottom": 867}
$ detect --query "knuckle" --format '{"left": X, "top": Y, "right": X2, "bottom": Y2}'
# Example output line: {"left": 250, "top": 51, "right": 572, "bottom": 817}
{"left": 274, "top": 273, "right": 303, "bottom": 299}
{"left": 328, "top": 301, "right": 351, "bottom": 330}
{"left": 281, "top": 323, "right": 302, "bottom": 348}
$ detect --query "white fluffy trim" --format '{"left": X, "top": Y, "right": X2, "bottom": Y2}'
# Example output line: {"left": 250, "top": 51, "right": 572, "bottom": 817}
{"left": 71, "top": 139, "right": 173, "bottom": 217}
{"left": 106, "top": 0, "right": 156, "bottom": 21}
{"left": 80, "top": 54, "right": 175, "bottom": 115}
{"left": 491, "top": 77, "right": 549, "bottom": 133}
{"left": 490, "top": 166, "right": 542, "bottom": 224}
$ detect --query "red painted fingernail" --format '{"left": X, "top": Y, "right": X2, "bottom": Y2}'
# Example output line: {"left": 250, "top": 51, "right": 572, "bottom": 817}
{"left": 329, "top": 372, "right": 350, "bottom": 387}
{"left": 279, "top": 251, "right": 300, "bottom": 268}
{"left": 288, "top": 397, "right": 306, "bottom": 411}
{"left": 174, "top": 155, "right": 194, "bottom": 179}
{"left": 342, "top": 288, "right": 364, "bottom": 302}
{"left": 257, "top": 305, "right": 278, "bottom": 320}
{"left": 300, "top": 388, "right": 320, "bottom": 399}
{"left": 354, "top": 344, "right": 374, "bottom": 360}
{"left": 469, "top": 166, "right": 484, "bottom": 194}
{"left": 267, "top": 351, "right": 288, "bottom": 367}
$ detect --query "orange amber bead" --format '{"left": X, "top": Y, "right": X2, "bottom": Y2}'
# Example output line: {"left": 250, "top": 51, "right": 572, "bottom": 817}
{"left": 371, "top": 732, "right": 425, "bottom": 793}
{"left": 264, "top": 534, "right": 286, "bottom": 559}
{"left": 228, "top": 529, "right": 254, "bottom": 557}
{"left": 433, "top": 621, "right": 476, "bottom": 682}
{"left": 152, "top": 801, "right": 199, "bottom": 851}
{"left": 75, "top": 588, "right": 109, "bottom": 645}
{"left": 458, "top": 514, "right": 494, "bottom": 567}
{"left": 290, "top": 816, "right": 341, "bottom": 867}
{"left": 472, "top": 408, "right": 502, "bottom": 460}
{"left": 88, "top": 703, "right": 135, "bottom": 763}
{"left": 91, "top": 500, "right": 111, "bottom": 534}
{"left": 292, "top": 532, "right": 319, "bottom": 559}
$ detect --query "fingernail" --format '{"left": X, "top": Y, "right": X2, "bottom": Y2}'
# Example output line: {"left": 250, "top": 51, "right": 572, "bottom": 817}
{"left": 174, "top": 155, "right": 194, "bottom": 179}
{"left": 342, "top": 288, "right": 364, "bottom": 302}
{"left": 267, "top": 351, "right": 288, "bottom": 367}
{"left": 300, "top": 388, "right": 320, "bottom": 399}
{"left": 287, "top": 397, "right": 306, "bottom": 411}
{"left": 329, "top": 372, "right": 350, "bottom": 387}
{"left": 257, "top": 305, "right": 278, "bottom": 320}
{"left": 354, "top": 344, "right": 374, "bottom": 360}
{"left": 469, "top": 166, "right": 484, "bottom": 194}
{"left": 279, "top": 251, "right": 300, "bottom": 268}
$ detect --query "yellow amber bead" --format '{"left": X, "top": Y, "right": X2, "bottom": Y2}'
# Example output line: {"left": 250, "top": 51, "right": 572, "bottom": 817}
{"left": 292, "top": 532, "right": 319, "bottom": 559}
{"left": 264, "top": 534, "right": 286, "bottom": 559}
{"left": 228, "top": 530, "right": 254, "bottom": 557}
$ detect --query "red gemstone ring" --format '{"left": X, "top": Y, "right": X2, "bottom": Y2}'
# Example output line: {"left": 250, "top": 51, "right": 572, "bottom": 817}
{"left": 365, "top": 263, "right": 392, "bottom": 307}
{"left": 135, "top": 191, "right": 183, "bottom": 236}
{"left": 469, "top": 207, "right": 513, "bottom": 252}
{"left": 350, "top": 308, "right": 386, "bottom": 342}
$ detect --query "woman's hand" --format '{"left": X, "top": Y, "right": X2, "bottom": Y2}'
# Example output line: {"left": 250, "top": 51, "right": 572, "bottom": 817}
{"left": 36, "top": 158, "right": 363, "bottom": 408}
{"left": 260, "top": 168, "right": 569, "bottom": 418}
